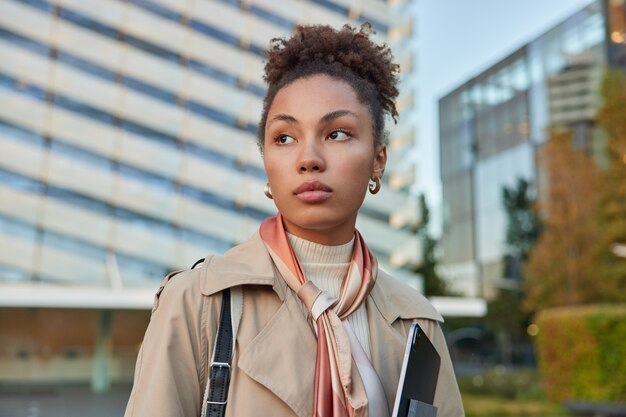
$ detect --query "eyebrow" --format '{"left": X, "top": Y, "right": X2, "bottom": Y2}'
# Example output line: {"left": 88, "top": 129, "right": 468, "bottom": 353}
{"left": 320, "top": 109, "right": 359, "bottom": 124}
{"left": 268, "top": 109, "right": 358, "bottom": 127}
{"left": 268, "top": 114, "right": 298, "bottom": 126}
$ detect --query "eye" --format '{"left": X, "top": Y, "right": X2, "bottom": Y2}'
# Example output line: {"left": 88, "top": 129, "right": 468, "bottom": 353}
{"left": 275, "top": 134, "right": 295, "bottom": 144}
{"left": 328, "top": 130, "right": 351, "bottom": 141}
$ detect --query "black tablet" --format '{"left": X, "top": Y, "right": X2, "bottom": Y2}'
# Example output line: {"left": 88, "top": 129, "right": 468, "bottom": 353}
{"left": 391, "top": 323, "right": 441, "bottom": 417}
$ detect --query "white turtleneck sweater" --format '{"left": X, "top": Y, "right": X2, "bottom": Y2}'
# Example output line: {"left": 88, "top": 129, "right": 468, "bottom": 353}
{"left": 287, "top": 233, "right": 372, "bottom": 359}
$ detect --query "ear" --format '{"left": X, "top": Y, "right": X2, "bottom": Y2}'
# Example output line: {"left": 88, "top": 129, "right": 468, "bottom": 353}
{"left": 372, "top": 144, "right": 387, "bottom": 178}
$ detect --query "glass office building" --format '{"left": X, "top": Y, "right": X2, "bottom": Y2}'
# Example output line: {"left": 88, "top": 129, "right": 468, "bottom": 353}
{"left": 438, "top": 0, "right": 626, "bottom": 297}
{"left": 0, "top": 0, "right": 420, "bottom": 386}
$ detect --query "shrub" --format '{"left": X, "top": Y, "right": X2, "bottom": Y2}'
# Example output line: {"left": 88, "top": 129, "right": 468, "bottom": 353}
{"left": 534, "top": 304, "right": 626, "bottom": 402}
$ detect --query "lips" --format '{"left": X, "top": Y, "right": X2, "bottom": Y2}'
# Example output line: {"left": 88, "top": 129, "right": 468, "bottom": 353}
{"left": 293, "top": 181, "right": 333, "bottom": 203}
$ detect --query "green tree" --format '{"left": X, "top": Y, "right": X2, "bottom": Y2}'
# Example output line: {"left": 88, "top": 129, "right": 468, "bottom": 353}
{"left": 414, "top": 194, "right": 449, "bottom": 296}
{"left": 502, "top": 178, "right": 542, "bottom": 265}
{"left": 486, "top": 179, "right": 542, "bottom": 364}
{"left": 593, "top": 70, "right": 626, "bottom": 301}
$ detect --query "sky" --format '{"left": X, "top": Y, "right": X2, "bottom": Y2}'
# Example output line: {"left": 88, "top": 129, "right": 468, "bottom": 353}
{"left": 413, "top": 0, "right": 595, "bottom": 230}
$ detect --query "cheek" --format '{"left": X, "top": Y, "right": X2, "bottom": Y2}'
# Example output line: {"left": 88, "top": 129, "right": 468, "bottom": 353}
{"left": 264, "top": 155, "right": 289, "bottom": 195}
{"left": 340, "top": 150, "right": 375, "bottom": 179}
{"left": 335, "top": 154, "right": 375, "bottom": 199}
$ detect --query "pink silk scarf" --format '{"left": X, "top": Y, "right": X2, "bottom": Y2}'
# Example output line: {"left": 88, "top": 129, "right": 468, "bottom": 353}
{"left": 259, "top": 214, "right": 378, "bottom": 417}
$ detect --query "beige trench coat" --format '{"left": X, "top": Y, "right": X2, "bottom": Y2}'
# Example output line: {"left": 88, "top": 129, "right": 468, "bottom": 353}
{"left": 124, "top": 232, "right": 464, "bottom": 417}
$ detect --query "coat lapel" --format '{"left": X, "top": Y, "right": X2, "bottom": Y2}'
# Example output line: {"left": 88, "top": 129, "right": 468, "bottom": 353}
{"left": 366, "top": 295, "right": 407, "bottom": 410}
{"left": 366, "top": 269, "right": 445, "bottom": 409}
{"left": 200, "top": 232, "right": 317, "bottom": 417}
{"left": 369, "top": 270, "right": 444, "bottom": 325}
{"left": 237, "top": 290, "right": 317, "bottom": 417}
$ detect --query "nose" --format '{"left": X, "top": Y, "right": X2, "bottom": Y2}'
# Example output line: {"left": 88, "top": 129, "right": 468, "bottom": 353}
{"left": 298, "top": 139, "right": 326, "bottom": 173}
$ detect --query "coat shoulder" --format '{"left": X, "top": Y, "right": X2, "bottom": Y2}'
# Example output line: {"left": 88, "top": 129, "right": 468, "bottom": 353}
{"left": 152, "top": 264, "right": 211, "bottom": 314}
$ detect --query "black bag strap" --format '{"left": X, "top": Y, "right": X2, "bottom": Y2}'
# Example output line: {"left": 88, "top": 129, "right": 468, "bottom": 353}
{"left": 206, "top": 287, "right": 232, "bottom": 417}
{"left": 191, "top": 257, "right": 235, "bottom": 417}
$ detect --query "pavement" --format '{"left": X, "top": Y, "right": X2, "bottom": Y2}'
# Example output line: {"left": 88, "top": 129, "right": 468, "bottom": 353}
{"left": 0, "top": 384, "right": 131, "bottom": 417}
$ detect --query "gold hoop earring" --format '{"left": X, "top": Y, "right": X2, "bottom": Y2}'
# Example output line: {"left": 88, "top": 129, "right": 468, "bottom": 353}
{"left": 264, "top": 182, "right": 273, "bottom": 199}
{"left": 369, "top": 177, "right": 381, "bottom": 194}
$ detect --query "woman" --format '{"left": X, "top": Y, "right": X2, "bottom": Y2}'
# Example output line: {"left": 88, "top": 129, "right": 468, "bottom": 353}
{"left": 125, "top": 24, "right": 464, "bottom": 417}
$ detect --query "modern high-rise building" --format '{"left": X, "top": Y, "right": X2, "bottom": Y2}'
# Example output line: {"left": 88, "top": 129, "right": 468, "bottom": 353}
{"left": 0, "top": 0, "right": 420, "bottom": 387}
{"left": 438, "top": 0, "right": 626, "bottom": 297}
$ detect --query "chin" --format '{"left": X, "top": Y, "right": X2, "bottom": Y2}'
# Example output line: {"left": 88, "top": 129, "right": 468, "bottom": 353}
{"left": 290, "top": 216, "right": 336, "bottom": 231}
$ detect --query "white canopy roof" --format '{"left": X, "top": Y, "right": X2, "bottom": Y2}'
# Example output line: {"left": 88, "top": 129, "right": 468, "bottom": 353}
{"left": 0, "top": 284, "right": 487, "bottom": 317}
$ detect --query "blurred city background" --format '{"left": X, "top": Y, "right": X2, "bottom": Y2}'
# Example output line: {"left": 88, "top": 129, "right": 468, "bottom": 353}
{"left": 0, "top": 0, "right": 625, "bottom": 416}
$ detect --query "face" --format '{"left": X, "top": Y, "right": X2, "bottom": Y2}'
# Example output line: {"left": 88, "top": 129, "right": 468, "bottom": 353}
{"left": 263, "top": 74, "right": 387, "bottom": 245}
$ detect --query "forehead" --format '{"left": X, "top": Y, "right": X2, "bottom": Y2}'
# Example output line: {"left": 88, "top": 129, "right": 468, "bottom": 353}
{"left": 267, "top": 74, "right": 369, "bottom": 122}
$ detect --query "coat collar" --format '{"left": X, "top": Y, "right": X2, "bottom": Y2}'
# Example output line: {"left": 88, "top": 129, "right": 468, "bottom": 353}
{"left": 200, "top": 232, "right": 288, "bottom": 301}
{"left": 199, "top": 231, "right": 443, "bottom": 323}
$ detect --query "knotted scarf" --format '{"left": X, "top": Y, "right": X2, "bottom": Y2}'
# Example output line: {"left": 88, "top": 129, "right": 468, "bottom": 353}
{"left": 259, "top": 214, "right": 378, "bottom": 417}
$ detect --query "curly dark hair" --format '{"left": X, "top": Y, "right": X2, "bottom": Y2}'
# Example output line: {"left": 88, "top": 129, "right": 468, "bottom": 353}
{"left": 257, "top": 23, "right": 400, "bottom": 151}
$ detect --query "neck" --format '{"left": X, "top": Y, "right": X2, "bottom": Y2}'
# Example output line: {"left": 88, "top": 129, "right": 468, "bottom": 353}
{"left": 281, "top": 217, "right": 357, "bottom": 246}
{"left": 287, "top": 232, "right": 354, "bottom": 265}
